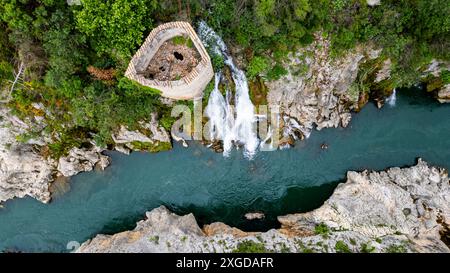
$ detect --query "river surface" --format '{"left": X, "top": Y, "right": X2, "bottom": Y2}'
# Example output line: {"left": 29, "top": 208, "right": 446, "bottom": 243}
{"left": 0, "top": 88, "right": 449, "bottom": 252}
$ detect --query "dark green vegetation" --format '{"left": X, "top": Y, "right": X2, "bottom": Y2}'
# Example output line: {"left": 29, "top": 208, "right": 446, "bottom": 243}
{"left": 314, "top": 223, "right": 330, "bottom": 237}
{"left": 360, "top": 243, "right": 375, "bottom": 253}
{"left": 0, "top": 0, "right": 448, "bottom": 158}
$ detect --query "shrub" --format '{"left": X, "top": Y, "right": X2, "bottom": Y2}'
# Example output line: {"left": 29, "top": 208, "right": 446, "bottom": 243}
{"left": 441, "top": 70, "right": 450, "bottom": 85}
{"left": 148, "top": 235, "right": 159, "bottom": 244}
{"left": 335, "top": 240, "right": 351, "bottom": 253}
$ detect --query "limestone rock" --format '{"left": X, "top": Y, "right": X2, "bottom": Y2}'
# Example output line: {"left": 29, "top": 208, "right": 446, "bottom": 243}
{"left": 57, "top": 146, "right": 109, "bottom": 177}
{"left": 438, "top": 84, "right": 450, "bottom": 103}
{"left": 114, "top": 145, "right": 131, "bottom": 155}
{"left": 367, "top": 0, "right": 381, "bottom": 6}
{"left": 96, "top": 155, "right": 111, "bottom": 171}
{"left": 375, "top": 58, "right": 392, "bottom": 83}
{"left": 141, "top": 113, "right": 171, "bottom": 143}
{"left": 421, "top": 59, "right": 450, "bottom": 103}
{"left": 76, "top": 160, "right": 450, "bottom": 253}
{"left": 203, "top": 222, "right": 253, "bottom": 237}
{"left": 0, "top": 104, "right": 114, "bottom": 203}
{"left": 424, "top": 59, "right": 446, "bottom": 77}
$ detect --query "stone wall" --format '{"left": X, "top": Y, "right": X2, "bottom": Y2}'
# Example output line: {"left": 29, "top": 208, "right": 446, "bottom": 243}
{"left": 125, "top": 21, "right": 214, "bottom": 100}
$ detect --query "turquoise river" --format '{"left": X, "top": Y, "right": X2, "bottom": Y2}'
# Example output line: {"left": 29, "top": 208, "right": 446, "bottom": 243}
{"left": 0, "top": 88, "right": 449, "bottom": 252}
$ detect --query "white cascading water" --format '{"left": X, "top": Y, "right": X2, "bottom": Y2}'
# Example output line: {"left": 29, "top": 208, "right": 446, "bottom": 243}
{"left": 386, "top": 88, "right": 397, "bottom": 107}
{"left": 199, "top": 22, "right": 259, "bottom": 159}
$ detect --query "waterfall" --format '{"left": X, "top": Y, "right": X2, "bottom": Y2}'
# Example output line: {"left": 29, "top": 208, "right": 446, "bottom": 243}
{"left": 199, "top": 22, "right": 259, "bottom": 159}
{"left": 386, "top": 88, "right": 397, "bottom": 107}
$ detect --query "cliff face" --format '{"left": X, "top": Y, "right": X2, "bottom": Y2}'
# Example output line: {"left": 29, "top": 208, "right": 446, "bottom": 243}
{"left": 76, "top": 159, "right": 449, "bottom": 253}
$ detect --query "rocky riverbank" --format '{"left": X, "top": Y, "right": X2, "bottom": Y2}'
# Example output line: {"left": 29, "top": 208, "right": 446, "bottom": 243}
{"left": 0, "top": 104, "right": 171, "bottom": 204}
{"left": 76, "top": 159, "right": 449, "bottom": 253}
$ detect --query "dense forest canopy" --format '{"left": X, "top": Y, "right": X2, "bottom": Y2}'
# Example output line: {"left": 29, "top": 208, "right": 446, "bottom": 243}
{"left": 0, "top": 0, "right": 448, "bottom": 157}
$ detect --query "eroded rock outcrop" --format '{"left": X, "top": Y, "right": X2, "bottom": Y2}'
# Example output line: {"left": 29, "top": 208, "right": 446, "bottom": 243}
{"left": 112, "top": 113, "right": 171, "bottom": 154}
{"left": 438, "top": 85, "right": 450, "bottom": 103}
{"left": 266, "top": 36, "right": 449, "bottom": 146}
{"left": 76, "top": 159, "right": 450, "bottom": 253}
